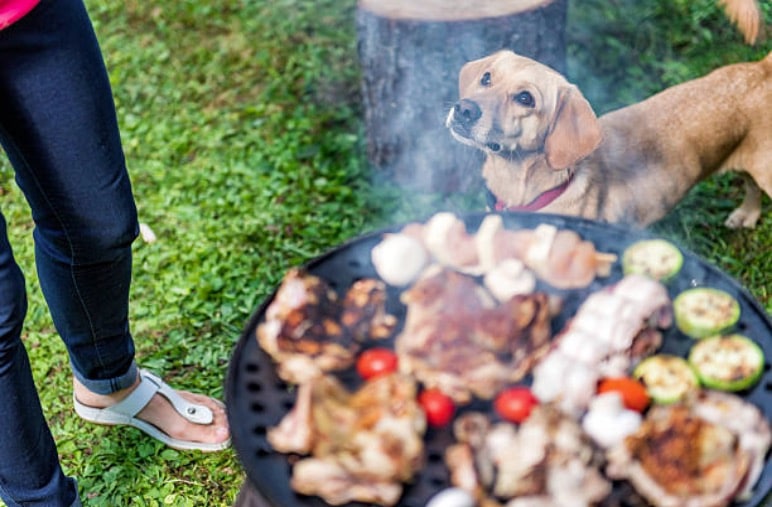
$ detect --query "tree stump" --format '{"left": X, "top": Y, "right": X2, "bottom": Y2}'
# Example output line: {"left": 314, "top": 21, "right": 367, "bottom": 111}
{"left": 356, "top": 0, "right": 567, "bottom": 193}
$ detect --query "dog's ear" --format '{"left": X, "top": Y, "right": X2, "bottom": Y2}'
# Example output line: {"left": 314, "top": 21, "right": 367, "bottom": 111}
{"left": 544, "top": 86, "right": 602, "bottom": 170}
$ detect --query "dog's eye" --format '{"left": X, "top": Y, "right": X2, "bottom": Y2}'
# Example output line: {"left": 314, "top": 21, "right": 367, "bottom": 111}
{"left": 513, "top": 91, "right": 535, "bottom": 108}
{"left": 480, "top": 72, "right": 491, "bottom": 87}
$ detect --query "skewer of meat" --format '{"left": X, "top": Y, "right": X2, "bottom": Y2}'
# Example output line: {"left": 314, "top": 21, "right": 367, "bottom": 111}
{"left": 370, "top": 212, "right": 616, "bottom": 291}
{"left": 531, "top": 274, "right": 672, "bottom": 416}
{"left": 474, "top": 214, "right": 617, "bottom": 290}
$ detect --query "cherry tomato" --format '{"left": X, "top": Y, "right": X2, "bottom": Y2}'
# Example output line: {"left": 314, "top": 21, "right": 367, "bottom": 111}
{"left": 418, "top": 388, "right": 456, "bottom": 427}
{"left": 356, "top": 348, "right": 398, "bottom": 380}
{"left": 494, "top": 386, "right": 538, "bottom": 423}
{"left": 597, "top": 377, "right": 651, "bottom": 412}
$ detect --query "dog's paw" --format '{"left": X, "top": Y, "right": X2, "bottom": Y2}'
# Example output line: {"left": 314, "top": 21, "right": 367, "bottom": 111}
{"left": 724, "top": 208, "right": 760, "bottom": 229}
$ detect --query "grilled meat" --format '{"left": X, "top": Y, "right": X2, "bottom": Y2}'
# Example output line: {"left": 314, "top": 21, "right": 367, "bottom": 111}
{"left": 258, "top": 215, "right": 768, "bottom": 507}
{"left": 606, "top": 390, "right": 771, "bottom": 507}
{"left": 532, "top": 274, "right": 671, "bottom": 416}
{"left": 268, "top": 373, "right": 426, "bottom": 506}
{"left": 340, "top": 278, "right": 397, "bottom": 341}
{"left": 395, "top": 267, "right": 552, "bottom": 403}
{"left": 446, "top": 407, "right": 612, "bottom": 506}
{"left": 256, "top": 268, "right": 395, "bottom": 384}
{"left": 475, "top": 215, "right": 616, "bottom": 290}
{"left": 371, "top": 213, "right": 616, "bottom": 290}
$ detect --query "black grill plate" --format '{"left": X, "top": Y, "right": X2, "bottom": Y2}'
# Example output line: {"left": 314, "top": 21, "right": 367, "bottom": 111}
{"left": 226, "top": 212, "right": 772, "bottom": 507}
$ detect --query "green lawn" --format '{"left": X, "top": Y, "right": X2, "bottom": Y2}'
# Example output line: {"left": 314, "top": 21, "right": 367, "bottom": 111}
{"left": 0, "top": 0, "right": 769, "bottom": 505}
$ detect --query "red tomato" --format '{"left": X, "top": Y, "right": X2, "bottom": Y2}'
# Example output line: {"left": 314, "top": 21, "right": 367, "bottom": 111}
{"left": 418, "top": 388, "right": 456, "bottom": 427}
{"left": 356, "top": 348, "right": 398, "bottom": 380}
{"left": 597, "top": 377, "right": 651, "bottom": 412}
{"left": 494, "top": 386, "right": 538, "bottom": 423}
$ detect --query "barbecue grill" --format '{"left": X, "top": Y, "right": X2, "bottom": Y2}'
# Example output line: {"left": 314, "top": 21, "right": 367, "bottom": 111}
{"left": 226, "top": 212, "right": 772, "bottom": 507}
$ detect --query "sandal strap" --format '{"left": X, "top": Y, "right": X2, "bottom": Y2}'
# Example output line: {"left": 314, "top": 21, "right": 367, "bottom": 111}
{"left": 107, "top": 369, "right": 214, "bottom": 425}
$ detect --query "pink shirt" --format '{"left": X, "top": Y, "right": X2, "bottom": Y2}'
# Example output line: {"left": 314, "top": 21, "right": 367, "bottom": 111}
{"left": 0, "top": 0, "right": 40, "bottom": 30}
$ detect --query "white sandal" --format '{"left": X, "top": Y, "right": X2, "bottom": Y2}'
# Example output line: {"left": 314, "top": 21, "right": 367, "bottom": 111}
{"left": 74, "top": 369, "right": 230, "bottom": 452}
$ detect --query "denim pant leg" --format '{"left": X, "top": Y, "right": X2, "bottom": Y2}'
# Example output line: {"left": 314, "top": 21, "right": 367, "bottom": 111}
{"left": 0, "top": 216, "right": 80, "bottom": 507}
{"left": 0, "top": 0, "right": 141, "bottom": 504}
{"left": 0, "top": 0, "right": 140, "bottom": 395}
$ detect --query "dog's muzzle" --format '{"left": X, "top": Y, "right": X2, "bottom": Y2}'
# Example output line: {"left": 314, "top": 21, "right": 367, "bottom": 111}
{"left": 449, "top": 99, "right": 503, "bottom": 153}
{"left": 448, "top": 98, "right": 481, "bottom": 136}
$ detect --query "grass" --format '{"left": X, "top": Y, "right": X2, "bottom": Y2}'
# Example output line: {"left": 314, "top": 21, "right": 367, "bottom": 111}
{"left": 0, "top": 0, "right": 769, "bottom": 505}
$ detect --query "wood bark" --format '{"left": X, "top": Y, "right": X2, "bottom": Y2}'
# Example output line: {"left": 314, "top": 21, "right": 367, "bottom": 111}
{"left": 356, "top": 0, "right": 567, "bottom": 192}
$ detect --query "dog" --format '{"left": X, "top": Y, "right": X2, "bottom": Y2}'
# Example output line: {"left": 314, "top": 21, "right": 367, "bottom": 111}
{"left": 446, "top": 50, "right": 771, "bottom": 228}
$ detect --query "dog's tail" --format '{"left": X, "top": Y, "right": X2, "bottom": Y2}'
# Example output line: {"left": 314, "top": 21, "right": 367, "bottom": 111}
{"left": 718, "top": 0, "right": 763, "bottom": 45}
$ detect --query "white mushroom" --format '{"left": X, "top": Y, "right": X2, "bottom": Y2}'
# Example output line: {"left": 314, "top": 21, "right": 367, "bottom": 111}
{"left": 370, "top": 233, "right": 429, "bottom": 286}
{"left": 582, "top": 392, "right": 642, "bottom": 449}
{"left": 425, "top": 487, "right": 476, "bottom": 507}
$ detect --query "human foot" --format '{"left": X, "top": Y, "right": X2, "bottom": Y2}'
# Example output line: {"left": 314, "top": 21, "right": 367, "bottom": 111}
{"left": 73, "top": 369, "right": 230, "bottom": 451}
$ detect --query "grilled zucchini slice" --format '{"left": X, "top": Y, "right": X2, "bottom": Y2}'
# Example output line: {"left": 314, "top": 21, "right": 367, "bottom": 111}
{"left": 622, "top": 239, "right": 683, "bottom": 281}
{"left": 673, "top": 287, "right": 740, "bottom": 339}
{"left": 633, "top": 355, "right": 700, "bottom": 404}
{"left": 688, "top": 334, "right": 765, "bottom": 392}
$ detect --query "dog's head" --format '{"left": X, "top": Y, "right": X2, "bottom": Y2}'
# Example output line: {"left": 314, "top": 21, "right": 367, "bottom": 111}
{"left": 446, "top": 50, "right": 602, "bottom": 170}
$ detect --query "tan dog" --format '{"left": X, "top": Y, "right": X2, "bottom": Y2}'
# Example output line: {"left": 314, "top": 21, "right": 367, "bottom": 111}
{"left": 446, "top": 50, "right": 772, "bottom": 227}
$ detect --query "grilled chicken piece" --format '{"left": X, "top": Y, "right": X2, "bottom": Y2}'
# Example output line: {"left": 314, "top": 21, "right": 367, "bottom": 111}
{"left": 423, "top": 212, "right": 482, "bottom": 274}
{"left": 340, "top": 278, "right": 397, "bottom": 340}
{"left": 256, "top": 268, "right": 395, "bottom": 384}
{"left": 265, "top": 379, "right": 315, "bottom": 454}
{"left": 396, "top": 267, "right": 552, "bottom": 403}
{"left": 606, "top": 390, "right": 771, "bottom": 507}
{"left": 446, "top": 407, "right": 611, "bottom": 506}
{"left": 290, "top": 459, "right": 404, "bottom": 506}
{"left": 532, "top": 274, "right": 671, "bottom": 416}
{"left": 268, "top": 373, "right": 426, "bottom": 506}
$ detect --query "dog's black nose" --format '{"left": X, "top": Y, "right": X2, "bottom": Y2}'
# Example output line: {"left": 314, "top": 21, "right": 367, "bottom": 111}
{"left": 454, "top": 99, "right": 481, "bottom": 126}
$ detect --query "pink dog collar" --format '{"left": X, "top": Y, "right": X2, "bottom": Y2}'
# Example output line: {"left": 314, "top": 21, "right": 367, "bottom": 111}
{"left": 493, "top": 171, "right": 574, "bottom": 212}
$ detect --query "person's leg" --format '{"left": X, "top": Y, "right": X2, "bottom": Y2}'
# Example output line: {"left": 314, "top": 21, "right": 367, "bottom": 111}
{"left": 0, "top": 0, "right": 139, "bottom": 393}
{"left": 0, "top": 0, "right": 227, "bottom": 448}
{"left": 0, "top": 216, "right": 80, "bottom": 506}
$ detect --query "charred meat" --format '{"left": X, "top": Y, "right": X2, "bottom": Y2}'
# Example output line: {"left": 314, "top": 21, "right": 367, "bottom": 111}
{"left": 606, "top": 390, "right": 771, "bottom": 507}
{"left": 257, "top": 268, "right": 395, "bottom": 384}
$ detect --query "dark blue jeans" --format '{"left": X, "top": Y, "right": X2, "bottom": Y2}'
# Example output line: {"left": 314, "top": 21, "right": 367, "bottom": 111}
{"left": 0, "top": 0, "right": 140, "bottom": 504}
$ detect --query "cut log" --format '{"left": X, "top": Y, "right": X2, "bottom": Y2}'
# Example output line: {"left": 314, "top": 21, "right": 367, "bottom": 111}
{"left": 357, "top": 0, "right": 567, "bottom": 193}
